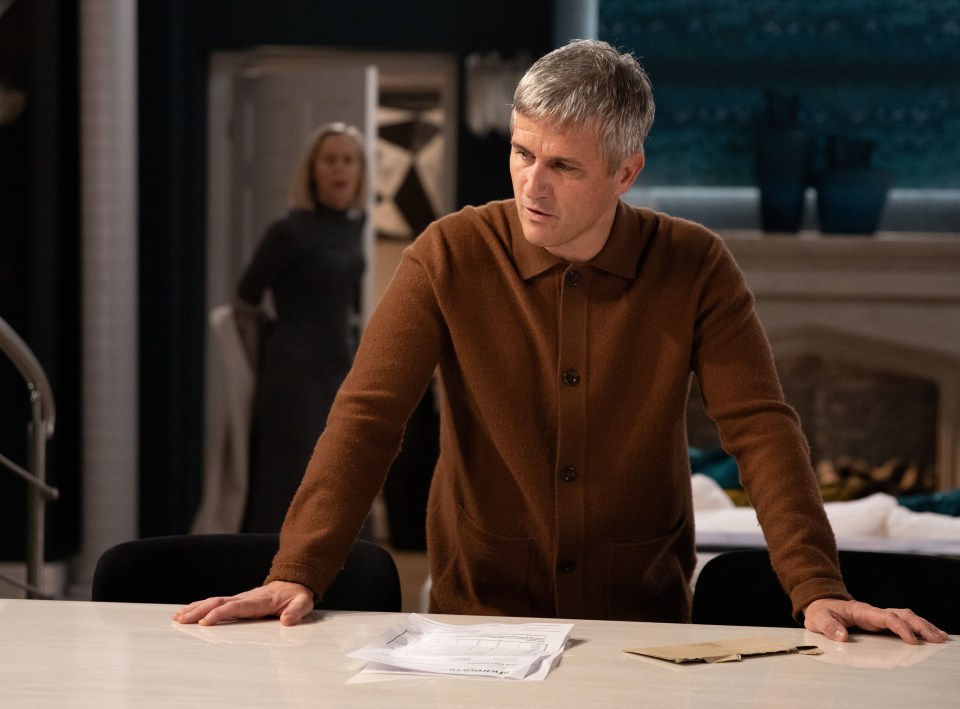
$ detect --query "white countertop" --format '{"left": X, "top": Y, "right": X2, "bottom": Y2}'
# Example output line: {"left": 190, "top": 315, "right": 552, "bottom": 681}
{"left": 0, "top": 599, "right": 955, "bottom": 708}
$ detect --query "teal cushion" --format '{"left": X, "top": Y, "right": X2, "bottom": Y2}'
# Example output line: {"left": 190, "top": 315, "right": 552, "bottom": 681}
{"left": 897, "top": 489, "right": 960, "bottom": 517}
{"left": 689, "top": 447, "right": 741, "bottom": 490}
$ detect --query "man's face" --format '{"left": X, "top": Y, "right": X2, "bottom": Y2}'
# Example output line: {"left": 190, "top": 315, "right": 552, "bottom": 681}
{"left": 510, "top": 113, "right": 643, "bottom": 263}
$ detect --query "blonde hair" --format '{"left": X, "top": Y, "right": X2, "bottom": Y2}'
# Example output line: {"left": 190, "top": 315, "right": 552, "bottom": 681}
{"left": 289, "top": 122, "right": 367, "bottom": 210}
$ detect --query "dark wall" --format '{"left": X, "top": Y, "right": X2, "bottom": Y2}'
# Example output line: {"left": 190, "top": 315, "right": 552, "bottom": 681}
{"left": 137, "top": 0, "right": 554, "bottom": 536}
{"left": 0, "top": 0, "right": 80, "bottom": 560}
{"left": 599, "top": 0, "right": 960, "bottom": 187}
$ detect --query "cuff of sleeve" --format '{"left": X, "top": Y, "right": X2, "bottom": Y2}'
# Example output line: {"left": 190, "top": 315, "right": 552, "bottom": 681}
{"left": 266, "top": 561, "right": 334, "bottom": 604}
{"left": 791, "top": 577, "right": 852, "bottom": 622}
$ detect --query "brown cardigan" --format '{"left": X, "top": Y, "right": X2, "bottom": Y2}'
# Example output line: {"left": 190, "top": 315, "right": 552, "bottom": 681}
{"left": 267, "top": 199, "right": 851, "bottom": 621}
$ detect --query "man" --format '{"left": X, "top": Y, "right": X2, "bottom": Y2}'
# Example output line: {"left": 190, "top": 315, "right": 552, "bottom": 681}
{"left": 175, "top": 40, "right": 947, "bottom": 645}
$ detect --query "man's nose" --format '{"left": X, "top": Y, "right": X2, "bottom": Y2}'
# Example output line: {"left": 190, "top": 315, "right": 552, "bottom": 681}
{"left": 523, "top": 162, "right": 550, "bottom": 198}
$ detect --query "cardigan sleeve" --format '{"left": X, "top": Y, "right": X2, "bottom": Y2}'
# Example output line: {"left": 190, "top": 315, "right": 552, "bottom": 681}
{"left": 264, "top": 235, "right": 446, "bottom": 599}
{"left": 692, "top": 235, "right": 851, "bottom": 618}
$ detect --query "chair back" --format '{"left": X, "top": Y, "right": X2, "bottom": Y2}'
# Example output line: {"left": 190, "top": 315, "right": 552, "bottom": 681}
{"left": 91, "top": 533, "right": 402, "bottom": 612}
{"left": 691, "top": 548, "right": 960, "bottom": 634}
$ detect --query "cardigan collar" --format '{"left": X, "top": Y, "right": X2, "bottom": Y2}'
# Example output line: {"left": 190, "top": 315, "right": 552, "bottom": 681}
{"left": 510, "top": 199, "right": 645, "bottom": 281}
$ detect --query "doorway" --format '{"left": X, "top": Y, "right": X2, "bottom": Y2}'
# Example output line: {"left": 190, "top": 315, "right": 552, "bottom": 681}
{"left": 200, "top": 47, "right": 457, "bottom": 534}
{"left": 206, "top": 47, "right": 458, "bottom": 316}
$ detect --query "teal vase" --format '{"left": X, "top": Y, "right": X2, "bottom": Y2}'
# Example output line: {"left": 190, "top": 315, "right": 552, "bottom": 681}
{"left": 817, "top": 135, "right": 890, "bottom": 235}
{"left": 754, "top": 90, "right": 814, "bottom": 233}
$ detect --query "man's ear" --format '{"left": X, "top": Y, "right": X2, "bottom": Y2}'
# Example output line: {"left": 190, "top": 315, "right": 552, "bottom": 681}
{"left": 615, "top": 152, "right": 645, "bottom": 195}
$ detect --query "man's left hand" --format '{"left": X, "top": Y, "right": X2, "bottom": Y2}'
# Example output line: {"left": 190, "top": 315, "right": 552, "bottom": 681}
{"left": 803, "top": 598, "right": 950, "bottom": 644}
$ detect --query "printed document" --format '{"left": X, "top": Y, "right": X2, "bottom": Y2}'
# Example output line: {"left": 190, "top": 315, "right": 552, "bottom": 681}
{"left": 347, "top": 613, "right": 574, "bottom": 681}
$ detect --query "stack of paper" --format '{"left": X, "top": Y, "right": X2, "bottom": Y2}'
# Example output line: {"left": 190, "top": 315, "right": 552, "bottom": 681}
{"left": 347, "top": 613, "right": 574, "bottom": 681}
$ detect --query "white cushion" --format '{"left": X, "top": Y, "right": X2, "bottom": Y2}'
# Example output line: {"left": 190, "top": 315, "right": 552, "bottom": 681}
{"left": 885, "top": 504, "right": 960, "bottom": 540}
{"left": 823, "top": 493, "right": 899, "bottom": 537}
{"left": 691, "top": 473, "right": 735, "bottom": 511}
{"left": 693, "top": 479, "right": 960, "bottom": 543}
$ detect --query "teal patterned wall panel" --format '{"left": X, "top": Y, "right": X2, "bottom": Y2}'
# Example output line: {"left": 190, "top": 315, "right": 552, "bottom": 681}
{"left": 598, "top": 0, "right": 960, "bottom": 187}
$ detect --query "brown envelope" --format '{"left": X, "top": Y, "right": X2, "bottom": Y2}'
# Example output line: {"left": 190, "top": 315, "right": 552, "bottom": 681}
{"left": 625, "top": 636, "right": 823, "bottom": 664}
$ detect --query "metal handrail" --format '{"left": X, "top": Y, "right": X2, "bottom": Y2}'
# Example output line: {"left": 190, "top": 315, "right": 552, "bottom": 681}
{"left": 0, "top": 315, "right": 59, "bottom": 598}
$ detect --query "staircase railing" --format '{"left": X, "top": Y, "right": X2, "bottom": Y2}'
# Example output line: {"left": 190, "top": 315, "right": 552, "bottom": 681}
{"left": 0, "top": 315, "right": 59, "bottom": 598}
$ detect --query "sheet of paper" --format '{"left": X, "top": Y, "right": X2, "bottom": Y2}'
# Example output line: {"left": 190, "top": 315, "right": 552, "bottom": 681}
{"left": 347, "top": 613, "right": 573, "bottom": 681}
{"left": 624, "top": 636, "right": 822, "bottom": 664}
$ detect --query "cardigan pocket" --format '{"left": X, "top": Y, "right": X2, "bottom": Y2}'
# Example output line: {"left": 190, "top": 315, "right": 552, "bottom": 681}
{"left": 436, "top": 504, "right": 533, "bottom": 617}
{"left": 605, "top": 521, "right": 690, "bottom": 622}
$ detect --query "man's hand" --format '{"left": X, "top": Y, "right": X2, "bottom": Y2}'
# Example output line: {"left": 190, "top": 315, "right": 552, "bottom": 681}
{"left": 803, "top": 598, "right": 950, "bottom": 645}
{"left": 171, "top": 580, "right": 315, "bottom": 627}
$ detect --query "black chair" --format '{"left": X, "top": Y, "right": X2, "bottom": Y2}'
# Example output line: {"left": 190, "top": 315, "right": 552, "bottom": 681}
{"left": 691, "top": 548, "right": 960, "bottom": 634}
{"left": 91, "top": 533, "right": 402, "bottom": 612}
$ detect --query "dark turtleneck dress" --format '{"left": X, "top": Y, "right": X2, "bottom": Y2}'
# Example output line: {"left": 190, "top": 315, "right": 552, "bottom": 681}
{"left": 237, "top": 204, "right": 365, "bottom": 533}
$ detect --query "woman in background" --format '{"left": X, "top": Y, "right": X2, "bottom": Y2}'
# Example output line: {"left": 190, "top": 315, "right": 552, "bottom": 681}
{"left": 234, "top": 122, "right": 367, "bottom": 533}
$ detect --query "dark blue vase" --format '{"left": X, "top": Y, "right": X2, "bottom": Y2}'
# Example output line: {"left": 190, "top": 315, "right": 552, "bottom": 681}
{"left": 817, "top": 135, "right": 890, "bottom": 235}
{"left": 754, "top": 90, "right": 814, "bottom": 233}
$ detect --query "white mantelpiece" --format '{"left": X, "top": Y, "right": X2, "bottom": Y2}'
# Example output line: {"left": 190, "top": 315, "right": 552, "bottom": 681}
{"left": 722, "top": 231, "right": 960, "bottom": 491}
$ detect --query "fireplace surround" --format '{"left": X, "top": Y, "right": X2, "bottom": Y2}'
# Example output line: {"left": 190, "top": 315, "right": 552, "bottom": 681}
{"left": 720, "top": 231, "right": 960, "bottom": 491}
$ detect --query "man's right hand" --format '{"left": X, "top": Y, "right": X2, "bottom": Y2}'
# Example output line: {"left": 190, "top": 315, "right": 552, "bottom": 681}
{"left": 171, "top": 580, "right": 315, "bottom": 626}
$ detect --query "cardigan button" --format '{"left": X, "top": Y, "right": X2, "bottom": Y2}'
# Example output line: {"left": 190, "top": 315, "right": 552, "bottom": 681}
{"left": 564, "top": 269, "right": 581, "bottom": 287}
{"left": 560, "top": 466, "right": 577, "bottom": 483}
{"left": 562, "top": 369, "right": 580, "bottom": 386}
{"left": 559, "top": 560, "right": 576, "bottom": 574}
